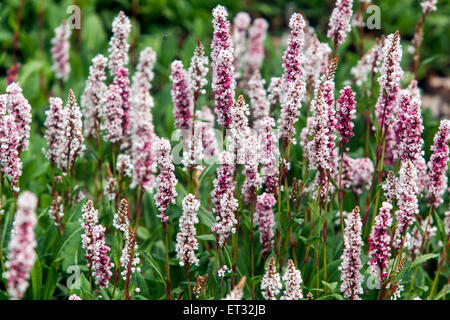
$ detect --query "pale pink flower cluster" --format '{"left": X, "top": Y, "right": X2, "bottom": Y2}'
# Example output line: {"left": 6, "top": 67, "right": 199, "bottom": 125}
{"left": 130, "top": 91, "right": 156, "bottom": 192}
{"left": 375, "top": 32, "right": 403, "bottom": 128}
{"left": 232, "top": 12, "right": 251, "bottom": 78}
{"left": 69, "top": 294, "right": 82, "bottom": 300}
{"left": 282, "top": 13, "right": 305, "bottom": 86}
{"left": 6, "top": 82, "right": 32, "bottom": 153}
{"left": 408, "top": 217, "right": 437, "bottom": 258}
{"left": 255, "top": 193, "right": 276, "bottom": 254}
{"left": 175, "top": 194, "right": 200, "bottom": 267}
{"left": 182, "top": 122, "right": 204, "bottom": 170}
{"left": 211, "top": 152, "right": 237, "bottom": 246}
{"left": 244, "top": 18, "right": 269, "bottom": 82}
{"left": 188, "top": 41, "right": 209, "bottom": 99}
{"left": 421, "top": 0, "right": 437, "bottom": 14}
{"left": 394, "top": 160, "right": 418, "bottom": 248}
{"left": 327, "top": 0, "right": 354, "bottom": 46}
{"left": 130, "top": 47, "right": 156, "bottom": 110}
{"left": 228, "top": 95, "right": 250, "bottom": 164}
{"left": 341, "top": 154, "right": 374, "bottom": 194}
{"left": 383, "top": 171, "right": 398, "bottom": 204}
{"left": 5, "top": 191, "right": 37, "bottom": 299}
{"left": 248, "top": 70, "right": 270, "bottom": 121}
{"left": 81, "top": 54, "right": 108, "bottom": 138}
{"left": 261, "top": 257, "right": 282, "bottom": 300}
{"left": 368, "top": 201, "right": 392, "bottom": 282}
{"left": 305, "top": 35, "right": 331, "bottom": 85}
{"left": 108, "top": 11, "right": 131, "bottom": 76}
{"left": 427, "top": 119, "right": 450, "bottom": 207}
{"left": 117, "top": 153, "right": 134, "bottom": 178}
{"left": 255, "top": 116, "right": 279, "bottom": 194}
{"left": 103, "top": 176, "right": 117, "bottom": 201}
{"left": 154, "top": 138, "right": 178, "bottom": 222}
{"left": 211, "top": 5, "right": 236, "bottom": 128}
{"left": 170, "top": 60, "right": 194, "bottom": 130}
{"left": 51, "top": 21, "right": 71, "bottom": 81}
{"left": 113, "top": 200, "right": 140, "bottom": 280}
{"left": 43, "top": 97, "right": 65, "bottom": 165}
{"left": 280, "top": 259, "right": 303, "bottom": 300}
{"left": 335, "top": 86, "right": 357, "bottom": 144}
{"left": 351, "top": 39, "right": 384, "bottom": 86}
{"left": 267, "top": 77, "right": 283, "bottom": 107}
{"left": 0, "top": 115, "right": 22, "bottom": 192}
{"left": 103, "top": 68, "right": 131, "bottom": 143}
{"left": 57, "top": 90, "right": 85, "bottom": 175}
{"left": 308, "top": 87, "right": 331, "bottom": 172}
{"left": 278, "top": 78, "right": 303, "bottom": 144}
{"left": 444, "top": 211, "right": 450, "bottom": 238}
{"left": 81, "top": 200, "right": 113, "bottom": 288}
{"left": 394, "top": 90, "right": 424, "bottom": 162}
{"left": 339, "top": 206, "right": 363, "bottom": 300}
{"left": 195, "top": 107, "right": 218, "bottom": 160}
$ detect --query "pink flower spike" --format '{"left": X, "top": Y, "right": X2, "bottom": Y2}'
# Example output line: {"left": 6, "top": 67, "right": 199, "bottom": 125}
{"left": 51, "top": 21, "right": 71, "bottom": 81}
{"left": 43, "top": 97, "right": 65, "bottom": 166}
{"left": 154, "top": 137, "right": 178, "bottom": 222}
{"left": 175, "top": 194, "right": 200, "bottom": 267}
{"left": 255, "top": 192, "right": 276, "bottom": 254}
{"left": 6, "top": 82, "right": 32, "bottom": 154}
{"left": 81, "top": 54, "right": 108, "bottom": 138}
{"left": 81, "top": 200, "right": 113, "bottom": 289}
{"left": 339, "top": 206, "right": 363, "bottom": 300}
{"left": 368, "top": 201, "right": 392, "bottom": 282}
{"left": 427, "top": 119, "right": 450, "bottom": 207}
{"left": 327, "top": 0, "right": 354, "bottom": 47}
{"left": 280, "top": 259, "right": 303, "bottom": 300}
{"left": 170, "top": 60, "right": 194, "bottom": 130}
{"left": 0, "top": 115, "right": 22, "bottom": 193}
{"left": 5, "top": 191, "right": 38, "bottom": 300}
{"left": 108, "top": 11, "right": 131, "bottom": 76}
{"left": 244, "top": 18, "right": 269, "bottom": 83}
{"left": 336, "top": 86, "right": 356, "bottom": 144}
{"left": 248, "top": 70, "right": 270, "bottom": 121}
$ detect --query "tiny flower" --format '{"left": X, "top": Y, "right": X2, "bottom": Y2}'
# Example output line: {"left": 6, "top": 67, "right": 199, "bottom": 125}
{"left": 103, "top": 176, "right": 117, "bottom": 201}
{"left": 421, "top": 0, "right": 437, "bottom": 14}
{"left": 351, "top": 38, "right": 384, "bottom": 86}
{"left": 69, "top": 294, "right": 82, "bottom": 300}
{"left": 267, "top": 77, "right": 283, "bottom": 107}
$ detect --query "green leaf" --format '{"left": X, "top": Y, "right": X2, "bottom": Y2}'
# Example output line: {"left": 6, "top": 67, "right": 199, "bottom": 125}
{"left": 31, "top": 258, "right": 42, "bottom": 300}
{"left": 321, "top": 281, "right": 338, "bottom": 292}
{"left": 140, "top": 251, "right": 165, "bottom": 284}
{"left": 197, "top": 234, "right": 215, "bottom": 241}
{"left": 55, "top": 222, "right": 83, "bottom": 262}
{"left": 408, "top": 253, "right": 439, "bottom": 271}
